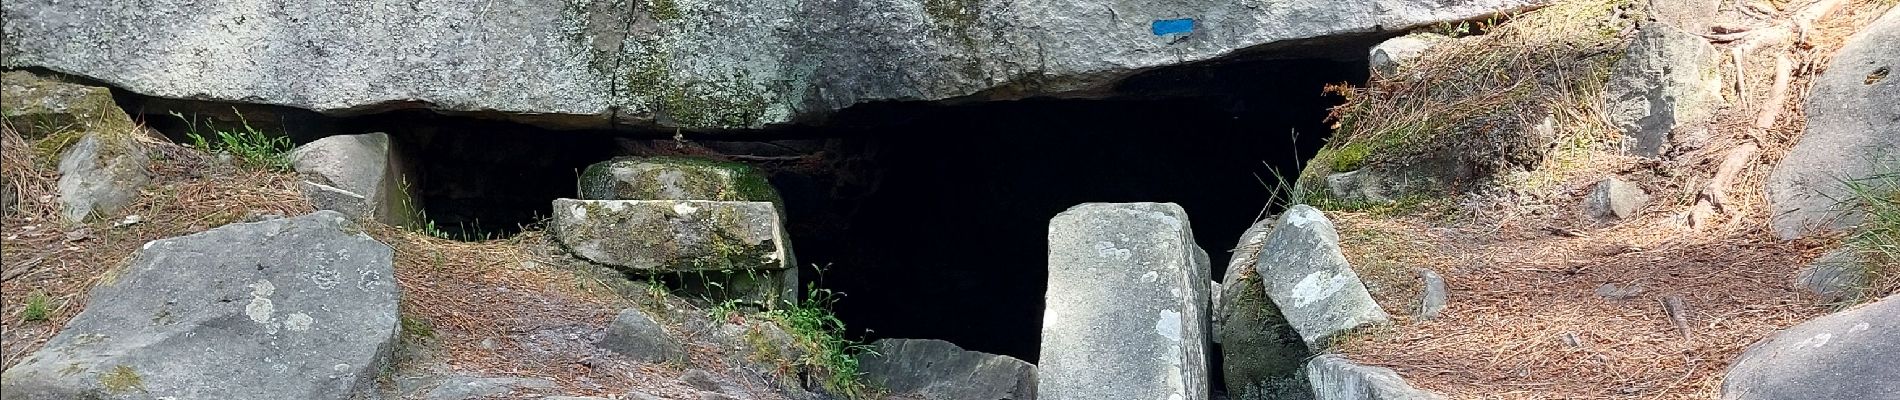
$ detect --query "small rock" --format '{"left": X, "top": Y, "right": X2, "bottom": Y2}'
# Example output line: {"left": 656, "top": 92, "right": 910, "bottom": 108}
{"left": 114, "top": 214, "right": 142, "bottom": 227}
{"left": 1416, "top": 269, "right": 1448, "bottom": 320}
{"left": 598, "top": 308, "right": 685, "bottom": 364}
{"left": 1595, "top": 283, "right": 1645, "bottom": 300}
{"left": 679, "top": 369, "right": 746, "bottom": 396}
{"left": 1370, "top": 33, "right": 1454, "bottom": 75}
{"left": 1584, "top": 177, "right": 1649, "bottom": 221}
{"left": 1793, "top": 249, "right": 1869, "bottom": 305}
{"left": 55, "top": 132, "right": 150, "bottom": 224}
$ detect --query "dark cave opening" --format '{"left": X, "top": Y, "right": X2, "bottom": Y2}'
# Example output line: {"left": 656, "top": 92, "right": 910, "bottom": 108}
{"left": 787, "top": 56, "right": 1367, "bottom": 363}
{"left": 112, "top": 49, "right": 1368, "bottom": 368}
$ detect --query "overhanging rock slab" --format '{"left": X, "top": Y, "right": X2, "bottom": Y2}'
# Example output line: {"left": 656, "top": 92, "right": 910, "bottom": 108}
{"left": 1, "top": 0, "right": 1545, "bottom": 129}
{"left": 1041, "top": 202, "right": 1211, "bottom": 400}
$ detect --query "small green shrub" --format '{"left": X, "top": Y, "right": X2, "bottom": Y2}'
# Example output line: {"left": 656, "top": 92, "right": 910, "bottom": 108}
{"left": 171, "top": 110, "right": 292, "bottom": 171}
{"left": 20, "top": 291, "right": 53, "bottom": 322}
{"left": 400, "top": 315, "right": 436, "bottom": 340}
{"left": 762, "top": 276, "right": 877, "bottom": 399}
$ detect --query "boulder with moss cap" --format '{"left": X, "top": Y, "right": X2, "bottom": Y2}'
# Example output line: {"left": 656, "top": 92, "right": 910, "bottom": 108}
{"left": 578, "top": 156, "right": 781, "bottom": 206}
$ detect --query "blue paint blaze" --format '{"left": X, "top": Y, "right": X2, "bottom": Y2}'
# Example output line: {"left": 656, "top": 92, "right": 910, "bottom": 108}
{"left": 1151, "top": 18, "right": 1195, "bottom": 36}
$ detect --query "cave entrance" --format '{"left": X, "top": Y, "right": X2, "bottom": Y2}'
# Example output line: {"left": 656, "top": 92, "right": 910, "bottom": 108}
{"left": 787, "top": 55, "right": 1366, "bottom": 362}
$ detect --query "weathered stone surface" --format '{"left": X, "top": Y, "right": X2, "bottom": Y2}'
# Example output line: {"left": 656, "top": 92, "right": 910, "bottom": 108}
{"left": 551, "top": 199, "right": 788, "bottom": 273}
{"left": 600, "top": 308, "right": 686, "bottom": 363}
{"left": 1216, "top": 217, "right": 1315, "bottom": 399}
{"left": 1041, "top": 203, "right": 1211, "bottom": 400}
{"left": 1369, "top": 33, "right": 1453, "bottom": 75}
{"left": 1767, "top": 9, "right": 1900, "bottom": 240}
{"left": 1722, "top": 294, "right": 1900, "bottom": 400}
{"left": 550, "top": 199, "right": 794, "bottom": 306}
{"left": 859, "top": 338, "right": 1036, "bottom": 400}
{"left": 1793, "top": 249, "right": 1870, "bottom": 306}
{"left": 1415, "top": 268, "right": 1448, "bottom": 320}
{"left": 1584, "top": 177, "right": 1649, "bottom": 221}
{"left": 580, "top": 156, "right": 780, "bottom": 205}
{"left": 55, "top": 132, "right": 149, "bottom": 224}
{"left": 1606, "top": 22, "right": 1722, "bottom": 157}
{"left": 0, "top": 211, "right": 399, "bottom": 400}
{"left": 1305, "top": 354, "right": 1443, "bottom": 400}
{"left": 423, "top": 375, "right": 557, "bottom": 400}
{"left": 1255, "top": 205, "right": 1390, "bottom": 350}
{"left": 0, "top": 70, "right": 134, "bottom": 140}
{"left": 1, "top": 0, "right": 1543, "bottom": 130}
{"left": 289, "top": 132, "right": 417, "bottom": 226}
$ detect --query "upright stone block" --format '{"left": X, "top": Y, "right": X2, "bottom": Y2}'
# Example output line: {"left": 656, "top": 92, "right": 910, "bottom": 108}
{"left": 1255, "top": 205, "right": 1390, "bottom": 350}
{"left": 1040, "top": 203, "right": 1211, "bottom": 400}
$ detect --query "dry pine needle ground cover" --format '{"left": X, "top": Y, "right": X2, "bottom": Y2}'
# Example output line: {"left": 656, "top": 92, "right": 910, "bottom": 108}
{"left": 1331, "top": 1, "right": 1896, "bottom": 398}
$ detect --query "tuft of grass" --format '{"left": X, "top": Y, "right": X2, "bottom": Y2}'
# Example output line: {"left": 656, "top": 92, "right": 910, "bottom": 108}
{"left": 400, "top": 315, "right": 436, "bottom": 340}
{"left": 761, "top": 271, "right": 877, "bottom": 400}
{"left": 1303, "top": 0, "right": 1633, "bottom": 195}
{"left": 97, "top": 364, "right": 144, "bottom": 393}
{"left": 20, "top": 291, "right": 53, "bottom": 322}
{"left": 1841, "top": 165, "right": 1900, "bottom": 299}
{"left": 171, "top": 110, "right": 292, "bottom": 171}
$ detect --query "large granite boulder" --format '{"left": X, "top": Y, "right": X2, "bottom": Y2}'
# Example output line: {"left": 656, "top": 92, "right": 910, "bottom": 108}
{"left": 579, "top": 156, "right": 780, "bottom": 205}
{"left": 1041, "top": 203, "right": 1211, "bottom": 400}
{"left": 0, "top": 211, "right": 400, "bottom": 399}
{"left": 0, "top": 70, "right": 135, "bottom": 140}
{"left": 1605, "top": 22, "right": 1723, "bottom": 157}
{"left": 1255, "top": 205, "right": 1390, "bottom": 350}
{"left": 1767, "top": 9, "right": 1900, "bottom": 240}
{"left": 288, "top": 132, "right": 418, "bottom": 226}
{"left": 549, "top": 199, "right": 795, "bottom": 306}
{"left": 1215, "top": 218, "right": 1315, "bottom": 399}
{"left": 859, "top": 338, "right": 1036, "bottom": 400}
{"left": 1722, "top": 294, "right": 1899, "bottom": 399}
{"left": 1, "top": 0, "right": 1543, "bottom": 130}
{"left": 1305, "top": 355, "right": 1442, "bottom": 400}
{"left": 55, "top": 132, "right": 149, "bottom": 224}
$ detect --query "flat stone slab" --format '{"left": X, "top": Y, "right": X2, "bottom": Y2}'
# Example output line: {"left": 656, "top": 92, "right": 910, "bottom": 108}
{"left": 0, "top": 210, "right": 400, "bottom": 400}
{"left": 1722, "top": 294, "right": 1900, "bottom": 399}
{"left": 550, "top": 199, "right": 789, "bottom": 273}
{"left": 1041, "top": 202, "right": 1212, "bottom": 400}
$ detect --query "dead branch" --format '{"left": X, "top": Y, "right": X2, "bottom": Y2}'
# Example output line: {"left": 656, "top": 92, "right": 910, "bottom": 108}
{"left": 1686, "top": 55, "right": 1791, "bottom": 229}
